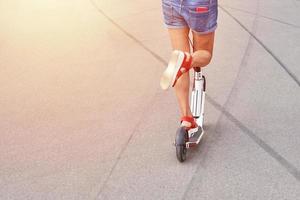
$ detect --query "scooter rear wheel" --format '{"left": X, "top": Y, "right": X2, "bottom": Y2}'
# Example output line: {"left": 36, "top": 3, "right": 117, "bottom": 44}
{"left": 175, "top": 127, "right": 188, "bottom": 162}
{"left": 176, "top": 145, "right": 187, "bottom": 162}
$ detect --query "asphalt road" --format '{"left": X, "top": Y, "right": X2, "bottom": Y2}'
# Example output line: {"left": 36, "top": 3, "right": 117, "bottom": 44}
{"left": 0, "top": 0, "right": 300, "bottom": 199}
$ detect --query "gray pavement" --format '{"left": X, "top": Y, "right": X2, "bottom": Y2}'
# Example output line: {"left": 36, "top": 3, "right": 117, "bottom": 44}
{"left": 0, "top": 0, "right": 299, "bottom": 199}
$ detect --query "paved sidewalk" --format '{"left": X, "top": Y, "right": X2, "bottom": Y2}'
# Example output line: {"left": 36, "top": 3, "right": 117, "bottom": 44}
{"left": 0, "top": 0, "right": 299, "bottom": 199}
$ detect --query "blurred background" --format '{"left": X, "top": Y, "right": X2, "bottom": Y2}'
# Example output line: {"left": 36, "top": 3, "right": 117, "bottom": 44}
{"left": 0, "top": 0, "right": 299, "bottom": 199}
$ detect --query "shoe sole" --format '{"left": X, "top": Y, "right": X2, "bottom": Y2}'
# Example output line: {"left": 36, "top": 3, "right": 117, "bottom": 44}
{"left": 160, "top": 50, "right": 185, "bottom": 90}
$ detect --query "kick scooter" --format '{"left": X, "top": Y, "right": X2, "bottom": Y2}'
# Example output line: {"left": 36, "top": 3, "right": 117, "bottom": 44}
{"left": 175, "top": 67, "right": 206, "bottom": 162}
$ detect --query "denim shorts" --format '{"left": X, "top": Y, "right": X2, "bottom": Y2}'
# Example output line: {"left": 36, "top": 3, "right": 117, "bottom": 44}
{"left": 161, "top": 0, "right": 218, "bottom": 34}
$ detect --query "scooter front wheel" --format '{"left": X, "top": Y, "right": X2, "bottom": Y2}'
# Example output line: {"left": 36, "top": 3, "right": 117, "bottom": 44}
{"left": 175, "top": 127, "right": 188, "bottom": 162}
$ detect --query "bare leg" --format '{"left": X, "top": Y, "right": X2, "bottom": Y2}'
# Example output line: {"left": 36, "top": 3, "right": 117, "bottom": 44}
{"left": 167, "top": 28, "right": 193, "bottom": 117}
{"left": 191, "top": 32, "right": 215, "bottom": 68}
{"left": 167, "top": 29, "right": 215, "bottom": 118}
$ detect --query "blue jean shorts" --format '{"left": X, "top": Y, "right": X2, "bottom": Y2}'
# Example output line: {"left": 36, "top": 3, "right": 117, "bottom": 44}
{"left": 161, "top": 0, "right": 218, "bottom": 34}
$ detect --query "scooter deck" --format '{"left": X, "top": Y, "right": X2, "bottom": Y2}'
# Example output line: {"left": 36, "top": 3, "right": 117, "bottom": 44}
{"left": 186, "top": 127, "right": 204, "bottom": 148}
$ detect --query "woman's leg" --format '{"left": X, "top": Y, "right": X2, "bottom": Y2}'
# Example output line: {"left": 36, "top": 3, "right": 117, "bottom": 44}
{"left": 191, "top": 31, "right": 215, "bottom": 68}
{"left": 167, "top": 28, "right": 215, "bottom": 118}
{"left": 167, "top": 27, "right": 193, "bottom": 117}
